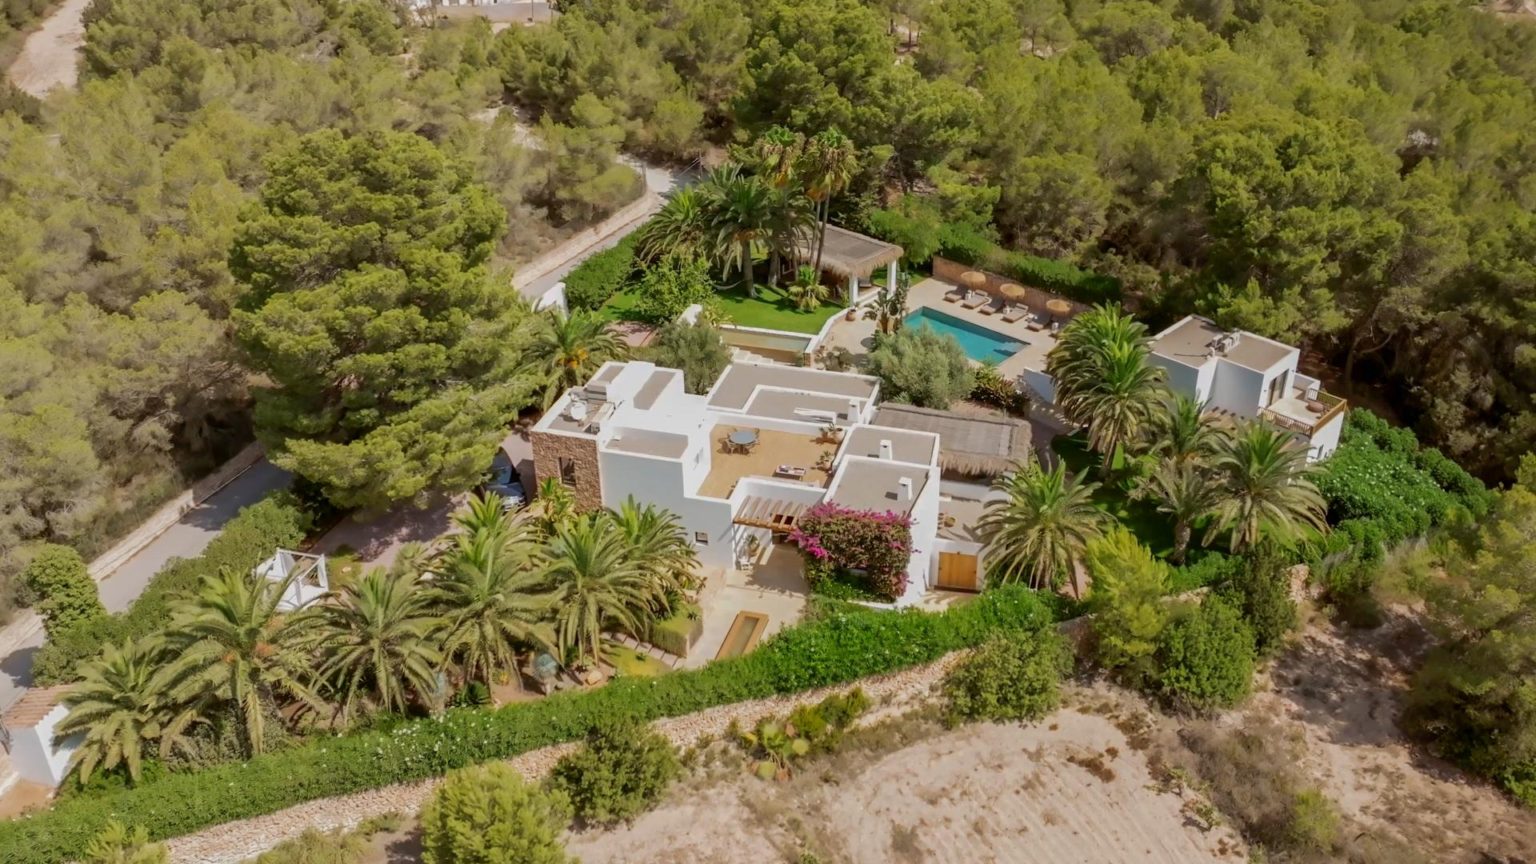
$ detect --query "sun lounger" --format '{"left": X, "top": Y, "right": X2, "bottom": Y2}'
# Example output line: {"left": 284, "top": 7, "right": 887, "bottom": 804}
{"left": 977, "top": 299, "right": 1005, "bottom": 316}
{"left": 1000, "top": 305, "right": 1028, "bottom": 323}
{"left": 961, "top": 292, "right": 990, "bottom": 310}
{"left": 942, "top": 286, "right": 966, "bottom": 303}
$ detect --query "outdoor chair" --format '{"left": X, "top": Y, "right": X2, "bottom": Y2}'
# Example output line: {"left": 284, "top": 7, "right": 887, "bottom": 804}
{"left": 961, "top": 292, "right": 990, "bottom": 310}
{"left": 977, "top": 298, "right": 1005, "bottom": 316}
{"left": 1000, "top": 305, "right": 1028, "bottom": 324}
{"left": 942, "top": 286, "right": 966, "bottom": 303}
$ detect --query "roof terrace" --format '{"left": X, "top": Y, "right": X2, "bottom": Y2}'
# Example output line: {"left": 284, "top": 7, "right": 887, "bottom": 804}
{"left": 697, "top": 424, "right": 837, "bottom": 500}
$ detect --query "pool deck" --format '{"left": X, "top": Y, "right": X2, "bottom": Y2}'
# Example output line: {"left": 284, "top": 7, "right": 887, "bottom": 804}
{"left": 823, "top": 278, "right": 1062, "bottom": 380}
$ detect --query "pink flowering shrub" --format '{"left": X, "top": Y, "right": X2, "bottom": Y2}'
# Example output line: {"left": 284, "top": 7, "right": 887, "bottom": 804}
{"left": 788, "top": 503, "right": 914, "bottom": 602}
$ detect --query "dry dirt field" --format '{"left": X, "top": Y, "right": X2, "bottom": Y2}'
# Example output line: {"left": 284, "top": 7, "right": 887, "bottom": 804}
{"left": 1253, "top": 612, "right": 1536, "bottom": 863}
{"left": 566, "top": 713, "right": 1244, "bottom": 864}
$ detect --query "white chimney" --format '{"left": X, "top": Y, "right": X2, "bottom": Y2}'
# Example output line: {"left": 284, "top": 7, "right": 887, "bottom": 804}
{"left": 848, "top": 398, "right": 861, "bottom": 421}
{"left": 898, "top": 477, "right": 913, "bottom": 501}
{"left": 879, "top": 439, "right": 893, "bottom": 461}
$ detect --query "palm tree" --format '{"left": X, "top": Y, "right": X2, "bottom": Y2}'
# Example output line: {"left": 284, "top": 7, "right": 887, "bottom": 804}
{"left": 798, "top": 129, "right": 858, "bottom": 277}
{"left": 784, "top": 266, "right": 831, "bottom": 311}
{"left": 522, "top": 308, "right": 627, "bottom": 409}
{"left": 1205, "top": 420, "right": 1327, "bottom": 552}
{"left": 703, "top": 166, "right": 776, "bottom": 297}
{"left": 1145, "top": 462, "right": 1222, "bottom": 563}
{"left": 533, "top": 476, "right": 576, "bottom": 537}
{"left": 433, "top": 497, "right": 556, "bottom": 688}
{"left": 169, "top": 567, "right": 325, "bottom": 756}
{"left": 306, "top": 568, "right": 445, "bottom": 721}
{"left": 637, "top": 186, "right": 709, "bottom": 262}
{"left": 1047, "top": 305, "right": 1167, "bottom": 474}
{"left": 979, "top": 456, "right": 1111, "bottom": 594}
{"left": 1147, "top": 395, "right": 1226, "bottom": 467}
{"left": 55, "top": 638, "right": 199, "bottom": 785}
{"left": 541, "top": 514, "right": 664, "bottom": 667}
{"left": 747, "top": 125, "right": 804, "bottom": 188}
{"left": 610, "top": 498, "right": 698, "bottom": 598}
{"left": 762, "top": 184, "right": 817, "bottom": 288}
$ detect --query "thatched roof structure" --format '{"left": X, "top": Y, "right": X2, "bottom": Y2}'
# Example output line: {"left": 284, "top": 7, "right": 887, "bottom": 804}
{"left": 795, "top": 225, "right": 903, "bottom": 280}
{"left": 871, "top": 404, "right": 1032, "bottom": 477}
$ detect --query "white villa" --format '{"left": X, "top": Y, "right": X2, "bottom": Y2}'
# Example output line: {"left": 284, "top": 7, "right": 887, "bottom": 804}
{"left": 1147, "top": 316, "right": 1347, "bottom": 461}
{"left": 530, "top": 361, "right": 1027, "bottom": 605}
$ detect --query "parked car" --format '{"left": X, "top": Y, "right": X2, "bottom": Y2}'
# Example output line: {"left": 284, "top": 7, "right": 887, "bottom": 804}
{"left": 481, "top": 449, "right": 526, "bottom": 510}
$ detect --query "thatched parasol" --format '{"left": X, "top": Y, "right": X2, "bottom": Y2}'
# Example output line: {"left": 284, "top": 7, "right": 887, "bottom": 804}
{"left": 1000, "top": 283, "right": 1027, "bottom": 304}
{"left": 960, "top": 270, "right": 987, "bottom": 292}
{"left": 1046, "top": 298, "right": 1073, "bottom": 316}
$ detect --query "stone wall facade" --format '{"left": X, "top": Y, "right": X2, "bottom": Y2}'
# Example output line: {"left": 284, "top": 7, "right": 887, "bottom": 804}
{"left": 164, "top": 654, "right": 962, "bottom": 864}
{"left": 529, "top": 430, "right": 602, "bottom": 511}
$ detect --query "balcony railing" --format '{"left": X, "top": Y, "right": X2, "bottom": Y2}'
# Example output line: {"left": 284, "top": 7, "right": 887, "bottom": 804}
{"left": 1261, "top": 388, "right": 1347, "bottom": 438}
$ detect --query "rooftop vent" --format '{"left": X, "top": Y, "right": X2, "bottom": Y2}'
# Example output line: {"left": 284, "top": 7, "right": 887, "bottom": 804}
{"left": 585, "top": 381, "right": 611, "bottom": 402}
{"left": 898, "top": 477, "right": 914, "bottom": 501}
{"left": 879, "top": 439, "right": 894, "bottom": 461}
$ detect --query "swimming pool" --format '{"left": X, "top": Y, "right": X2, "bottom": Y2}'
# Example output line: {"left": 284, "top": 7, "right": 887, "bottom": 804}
{"left": 903, "top": 306, "right": 1026, "bottom": 363}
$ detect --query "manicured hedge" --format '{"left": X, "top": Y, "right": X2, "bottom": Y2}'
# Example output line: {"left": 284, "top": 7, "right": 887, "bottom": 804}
{"left": 0, "top": 587, "right": 1052, "bottom": 863}
{"left": 30, "top": 494, "right": 309, "bottom": 685}
{"left": 562, "top": 234, "right": 638, "bottom": 311}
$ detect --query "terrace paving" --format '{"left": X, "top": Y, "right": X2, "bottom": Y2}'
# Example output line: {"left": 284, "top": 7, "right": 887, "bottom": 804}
{"left": 696, "top": 425, "right": 834, "bottom": 500}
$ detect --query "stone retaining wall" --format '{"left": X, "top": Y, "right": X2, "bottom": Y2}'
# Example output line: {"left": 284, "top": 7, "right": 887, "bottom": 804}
{"left": 165, "top": 653, "right": 964, "bottom": 864}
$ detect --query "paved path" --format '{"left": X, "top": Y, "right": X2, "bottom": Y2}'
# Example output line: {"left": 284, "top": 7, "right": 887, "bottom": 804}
{"left": 0, "top": 460, "right": 290, "bottom": 711}
{"left": 5, "top": 0, "right": 88, "bottom": 98}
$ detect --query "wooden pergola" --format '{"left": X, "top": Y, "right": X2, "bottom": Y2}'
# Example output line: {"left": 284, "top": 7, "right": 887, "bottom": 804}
{"left": 733, "top": 496, "right": 809, "bottom": 533}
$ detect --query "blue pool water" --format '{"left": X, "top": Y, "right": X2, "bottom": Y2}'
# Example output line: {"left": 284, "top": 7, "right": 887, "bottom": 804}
{"left": 903, "top": 307, "right": 1026, "bottom": 363}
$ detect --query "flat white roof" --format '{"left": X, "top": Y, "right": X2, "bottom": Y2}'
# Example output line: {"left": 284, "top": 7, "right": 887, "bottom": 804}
{"left": 1150, "top": 315, "right": 1295, "bottom": 373}
{"left": 707, "top": 363, "right": 879, "bottom": 412}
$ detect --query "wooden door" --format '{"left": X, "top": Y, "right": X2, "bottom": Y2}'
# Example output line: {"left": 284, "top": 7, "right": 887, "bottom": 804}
{"left": 936, "top": 552, "right": 980, "bottom": 592}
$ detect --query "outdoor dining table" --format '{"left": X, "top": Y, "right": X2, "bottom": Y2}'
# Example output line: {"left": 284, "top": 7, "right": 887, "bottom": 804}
{"left": 728, "top": 429, "right": 759, "bottom": 450}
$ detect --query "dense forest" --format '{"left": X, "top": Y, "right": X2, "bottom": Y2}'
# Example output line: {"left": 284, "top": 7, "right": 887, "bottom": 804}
{"left": 2, "top": 0, "right": 1533, "bottom": 606}
{"left": 0, "top": 0, "right": 644, "bottom": 607}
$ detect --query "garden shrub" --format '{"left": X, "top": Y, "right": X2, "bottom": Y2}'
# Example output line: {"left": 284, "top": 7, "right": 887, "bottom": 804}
{"left": 789, "top": 502, "right": 914, "bottom": 602}
{"left": 970, "top": 363, "right": 1029, "bottom": 415}
{"left": 1154, "top": 596, "right": 1256, "bottom": 713}
{"left": 562, "top": 234, "right": 637, "bottom": 311}
{"left": 0, "top": 586, "right": 1053, "bottom": 864}
{"left": 31, "top": 494, "right": 309, "bottom": 685}
{"left": 421, "top": 764, "right": 573, "bottom": 864}
{"left": 644, "top": 322, "right": 729, "bottom": 395}
{"left": 1166, "top": 550, "right": 1241, "bottom": 593}
{"left": 1217, "top": 545, "right": 1298, "bottom": 657}
{"left": 646, "top": 601, "right": 701, "bottom": 657}
{"left": 83, "top": 821, "right": 167, "bottom": 864}
{"left": 1087, "top": 528, "right": 1170, "bottom": 685}
{"left": 546, "top": 718, "right": 677, "bottom": 826}
{"left": 22, "top": 544, "right": 105, "bottom": 639}
{"left": 740, "top": 690, "right": 868, "bottom": 779}
{"left": 867, "top": 325, "right": 975, "bottom": 410}
{"left": 943, "top": 627, "right": 1070, "bottom": 726}
{"left": 629, "top": 253, "right": 716, "bottom": 323}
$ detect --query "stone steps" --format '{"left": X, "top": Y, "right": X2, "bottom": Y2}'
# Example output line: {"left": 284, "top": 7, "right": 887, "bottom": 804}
{"left": 607, "top": 633, "right": 685, "bottom": 669}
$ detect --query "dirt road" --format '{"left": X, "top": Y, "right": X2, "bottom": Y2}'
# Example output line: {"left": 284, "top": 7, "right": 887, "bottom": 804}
{"left": 6, "top": 0, "right": 88, "bottom": 98}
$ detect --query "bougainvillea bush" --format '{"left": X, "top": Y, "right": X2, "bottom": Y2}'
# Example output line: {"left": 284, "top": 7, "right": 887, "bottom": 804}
{"left": 789, "top": 503, "right": 914, "bottom": 602}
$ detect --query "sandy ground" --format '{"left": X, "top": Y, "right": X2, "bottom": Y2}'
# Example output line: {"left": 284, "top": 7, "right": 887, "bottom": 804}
{"left": 1255, "top": 614, "right": 1536, "bottom": 863}
{"left": 566, "top": 715, "right": 1244, "bottom": 864}
{"left": 6, "top": 0, "right": 87, "bottom": 98}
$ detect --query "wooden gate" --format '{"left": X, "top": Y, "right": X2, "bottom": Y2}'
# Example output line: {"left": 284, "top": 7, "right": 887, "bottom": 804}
{"left": 935, "top": 551, "right": 980, "bottom": 592}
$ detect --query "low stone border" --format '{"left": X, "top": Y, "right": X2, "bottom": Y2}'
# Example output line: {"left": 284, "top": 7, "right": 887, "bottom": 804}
{"left": 165, "top": 652, "right": 963, "bottom": 864}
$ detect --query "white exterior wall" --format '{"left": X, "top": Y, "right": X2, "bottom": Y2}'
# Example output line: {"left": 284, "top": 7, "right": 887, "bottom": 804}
{"left": 1022, "top": 368, "right": 1056, "bottom": 405}
{"left": 1153, "top": 357, "right": 1208, "bottom": 403}
{"left": 900, "top": 470, "right": 943, "bottom": 607}
{"left": 1308, "top": 410, "right": 1344, "bottom": 461}
{"left": 1208, "top": 361, "right": 1265, "bottom": 415}
{"left": 598, "top": 449, "right": 735, "bottom": 570}
{"left": 9, "top": 705, "right": 77, "bottom": 786}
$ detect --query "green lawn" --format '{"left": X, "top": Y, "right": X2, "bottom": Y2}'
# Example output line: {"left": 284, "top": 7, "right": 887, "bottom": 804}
{"left": 599, "top": 282, "right": 845, "bottom": 334}
{"left": 714, "top": 284, "right": 844, "bottom": 333}
{"left": 1051, "top": 435, "right": 1177, "bottom": 558}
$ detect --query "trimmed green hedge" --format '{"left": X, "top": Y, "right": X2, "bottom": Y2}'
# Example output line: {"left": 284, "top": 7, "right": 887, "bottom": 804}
{"left": 563, "top": 234, "right": 638, "bottom": 311}
{"left": 31, "top": 494, "right": 308, "bottom": 685}
{"left": 647, "top": 602, "right": 701, "bottom": 658}
{"left": 0, "top": 587, "right": 1051, "bottom": 863}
